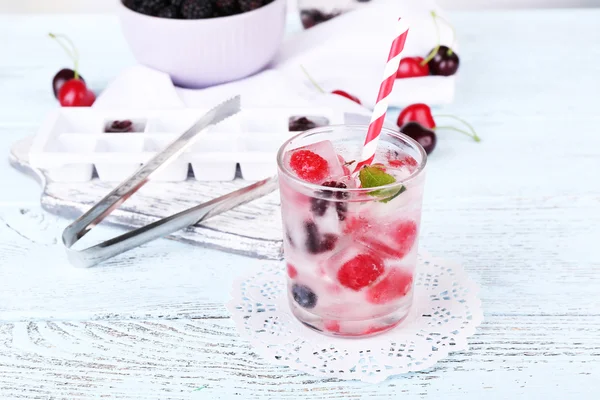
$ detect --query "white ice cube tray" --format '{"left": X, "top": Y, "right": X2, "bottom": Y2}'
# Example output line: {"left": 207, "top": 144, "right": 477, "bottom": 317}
{"left": 29, "top": 107, "right": 346, "bottom": 183}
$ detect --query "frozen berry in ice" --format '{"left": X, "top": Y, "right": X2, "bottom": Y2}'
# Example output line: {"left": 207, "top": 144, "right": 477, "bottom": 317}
{"left": 287, "top": 263, "right": 298, "bottom": 279}
{"left": 106, "top": 120, "right": 133, "bottom": 133}
{"left": 389, "top": 156, "right": 418, "bottom": 169}
{"left": 181, "top": 0, "right": 214, "bottom": 18}
{"left": 321, "top": 234, "right": 338, "bottom": 252}
{"left": 310, "top": 198, "right": 329, "bottom": 216}
{"left": 289, "top": 116, "right": 317, "bottom": 132}
{"left": 289, "top": 150, "right": 329, "bottom": 183}
{"left": 392, "top": 220, "right": 418, "bottom": 256}
{"left": 366, "top": 269, "right": 413, "bottom": 304}
{"left": 324, "top": 320, "right": 341, "bottom": 333}
{"left": 304, "top": 221, "right": 338, "bottom": 254}
{"left": 335, "top": 203, "right": 348, "bottom": 221}
{"left": 337, "top": 253, "right": 385, "bottom": 291}
{"left": 305, "top": 221, "right": 322, "bottom": 254}
{"left": 292, "top": 284, "right": 317, "bottom": 309}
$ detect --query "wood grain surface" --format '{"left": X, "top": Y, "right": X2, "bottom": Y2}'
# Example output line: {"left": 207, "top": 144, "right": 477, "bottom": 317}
{"left": 1, "top": 8, "right": 600, "bottom": 399}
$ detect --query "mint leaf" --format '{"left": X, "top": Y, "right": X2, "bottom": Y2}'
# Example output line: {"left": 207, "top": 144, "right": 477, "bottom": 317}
{"left": 359, "top": 165, "right": 396, "bottom": 188}
{"left": 359, "top": 165, "right": 406, "bottom": 203}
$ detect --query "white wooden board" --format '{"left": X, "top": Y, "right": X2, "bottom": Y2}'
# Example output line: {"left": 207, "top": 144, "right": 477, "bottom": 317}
{"left": 9, "top": 137, "right": 284, "bottom": 261}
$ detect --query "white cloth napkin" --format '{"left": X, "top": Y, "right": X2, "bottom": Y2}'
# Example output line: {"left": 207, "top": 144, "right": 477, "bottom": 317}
{"left": 95, "top": 0, "right": 455, "bottom": 112}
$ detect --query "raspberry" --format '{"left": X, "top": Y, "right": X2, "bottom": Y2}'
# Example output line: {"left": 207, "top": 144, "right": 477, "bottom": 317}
{"left": 289, "top": 150, "right": 329, "bottom": 183}
{"left": 181, "top": 0, "right": 214, "bottom": 18}
{"left": 343, "top": 216, "right": 369, "bottom": 235}
{"left": 366, "top": 269, "right": 412, "bottom": 304}
{"left": 238, "top": 0, "right": 262, "bottom": 12}
{"left": 337, "top": 253, "right": 385, "bottom": 291}
{"left": 393, "top": 220, "right": 418, "bottom": 256}
{"left": 389, "top": 156, "right": 418, "bottom": 169}
{"left": 324, "top": 320, "right": 341, "bottom": 333}
{"left": 358, "top": 220, "right": 417, "bottom": 259}
{"left": 287, "top": 263, "right": 298, "bottom": 279}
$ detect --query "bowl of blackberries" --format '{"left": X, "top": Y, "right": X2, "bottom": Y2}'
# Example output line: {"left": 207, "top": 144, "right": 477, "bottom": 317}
{"left": 119, "top": 0, "right": 287, "bottom": 88}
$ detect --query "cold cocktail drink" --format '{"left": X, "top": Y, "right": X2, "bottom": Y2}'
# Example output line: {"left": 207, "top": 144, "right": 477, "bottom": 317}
{"left": 277, "top": 125, "right": 427, "bottom": 337}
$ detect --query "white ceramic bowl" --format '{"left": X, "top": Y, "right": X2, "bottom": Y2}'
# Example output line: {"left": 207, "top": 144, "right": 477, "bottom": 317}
{"left": 118, "top": 0, "right": 287, "bottom": 88}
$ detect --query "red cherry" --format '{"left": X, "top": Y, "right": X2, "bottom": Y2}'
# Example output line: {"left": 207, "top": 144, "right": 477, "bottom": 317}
{"left": 58, "top": 79, "right": 95, "bottom": 107}
{"left": 397, "top": 103, "right": 435, "bottom": 129}
{"left": 396, "top": 57, "right": 430, "bottom": 79}
{"left": 337, "top": 253, "right": 385, "bottom": 291}
{"left": 331, "top": 90, "right": 361, "bottom": 105}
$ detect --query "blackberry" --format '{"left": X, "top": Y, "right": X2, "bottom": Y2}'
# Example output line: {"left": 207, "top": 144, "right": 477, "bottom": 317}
{"left": 181, "top": 0, "right": 214, "bottom": 18}
{"left": 304, "top": 221, "right": 338, "bottom": 254}
{"left": 300, "top": 8, "right": 339, "bottom": 29}
{"left": 214, "top": 0, "right": 240, "bottom": 16}
{"left": 310, "top": 181, "right": 348, "bottom": 220}
{"left": 321, "top": 234, "right": 338, "bottom": 252}
{"left": 292, "top": 284, "right": 317, "bottom": 309}
{"left": 136, "top": 0, "right": 168, "bottom": 15}
{"left": 305, "top": 221, "right": 321, "bottom": 254}
{"left": 157, "top": 5, "right": 179, "bottom": 17}
{"left": 336, "top": 203, "right": 348, "bottom": 221}
{"left": 171, "top": 0, "right": 184, "bottom": 6}
{"left": 238, "top": 0, "right": 262, "bottom": 12}
{"left": 106, "top": 120, "right": 133, "bottom": 133}
{"left": 289, "top": 116, "right": 317, "bottom": 132}
{"left": 310, "top": 198, "right": 328, "bottom": 217}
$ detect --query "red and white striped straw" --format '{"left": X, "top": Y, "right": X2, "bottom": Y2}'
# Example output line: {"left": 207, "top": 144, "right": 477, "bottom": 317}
{"left": 354, "top": 18, "right": 410, "bottom": 173}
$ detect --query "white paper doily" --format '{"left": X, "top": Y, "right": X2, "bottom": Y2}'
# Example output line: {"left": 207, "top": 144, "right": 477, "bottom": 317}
{"left": 227, "top": 252, "right": 483, "bottom": 383}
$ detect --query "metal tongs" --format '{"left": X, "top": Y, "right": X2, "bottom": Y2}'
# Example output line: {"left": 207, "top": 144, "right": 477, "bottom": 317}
{"left": 62, "top": 96, "right": 278, "bottom": 268}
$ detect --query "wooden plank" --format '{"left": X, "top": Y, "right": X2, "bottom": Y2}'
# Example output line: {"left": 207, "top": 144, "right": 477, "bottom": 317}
{"left": 0, "top": 316, "right": 598, "bottom": 399}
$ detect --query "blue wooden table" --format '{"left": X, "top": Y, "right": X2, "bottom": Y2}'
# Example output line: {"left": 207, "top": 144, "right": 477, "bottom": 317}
{"left": 1, "top": 9, "right": 600, "bottom": 399}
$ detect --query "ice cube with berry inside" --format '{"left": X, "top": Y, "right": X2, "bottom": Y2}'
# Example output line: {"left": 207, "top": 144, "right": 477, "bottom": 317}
{"left": 285, "top": 140, "right": 346, "bottom": 184}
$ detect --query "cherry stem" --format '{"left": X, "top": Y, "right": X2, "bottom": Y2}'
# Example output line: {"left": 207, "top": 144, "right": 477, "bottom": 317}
{"left": 421, "top": 11, "right": 440, "bottom": 66}
{"left": 432, "top": 12, "right": 457, "bottom": 55}
{"left": 49, "top": 33, "right": 80, "bottom": 80}
{"left": 300, "top": 64, "right": 325, "bottom": 94}
{"left": 434, "top": 123, "right": 481, "bottom": 143}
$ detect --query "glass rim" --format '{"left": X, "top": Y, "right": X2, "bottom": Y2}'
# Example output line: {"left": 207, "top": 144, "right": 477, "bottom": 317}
{"left": 276, "top": 124, "right": 428, "bottom": 193}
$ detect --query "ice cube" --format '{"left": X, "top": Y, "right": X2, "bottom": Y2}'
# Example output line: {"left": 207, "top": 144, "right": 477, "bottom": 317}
{"left": 285, "top": 140, "right": 346, "bottom": 183}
